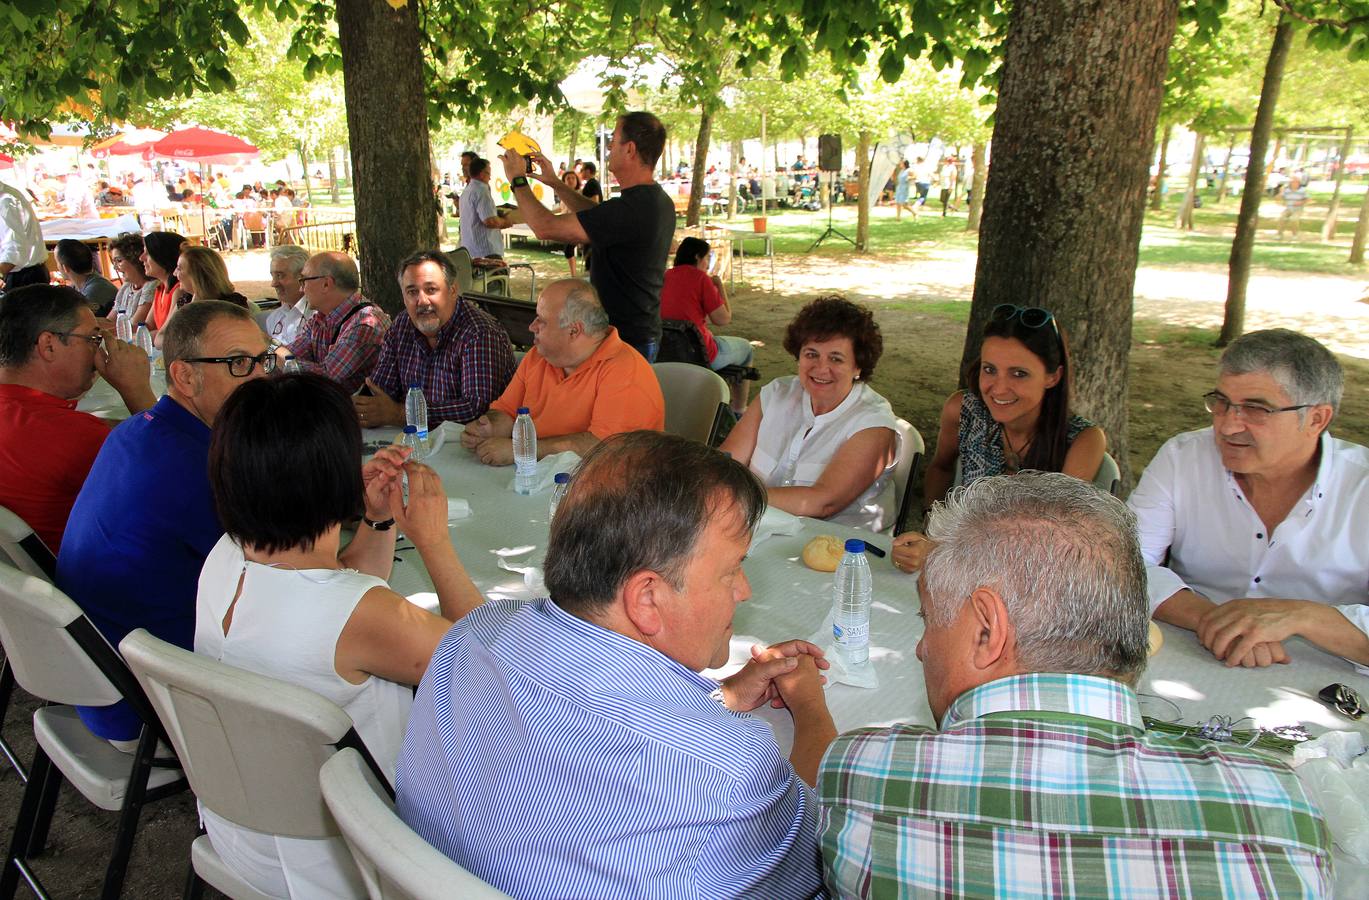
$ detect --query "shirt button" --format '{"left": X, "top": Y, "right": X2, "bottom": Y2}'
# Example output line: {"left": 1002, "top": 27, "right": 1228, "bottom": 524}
{"left": 1256, "top": 533, "right": 1263, "bottom": 539}
{"left": 1254, "top": 577, "right": 1262, "bottom": 584}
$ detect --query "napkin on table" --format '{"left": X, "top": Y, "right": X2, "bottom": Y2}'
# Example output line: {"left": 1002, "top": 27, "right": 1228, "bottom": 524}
{"left": 807, "top": 612, "right": 879, "bottom": 690}
{"left": 506, "top": 450, "right": 581, "bottom": 494}
{"left": 749, "top": 506, "right": 802, "bottom": 549}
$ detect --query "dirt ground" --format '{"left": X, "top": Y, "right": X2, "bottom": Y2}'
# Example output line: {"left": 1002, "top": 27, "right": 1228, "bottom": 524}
{"left": 2, "top": 241, "right": 1366, "bottom": 898}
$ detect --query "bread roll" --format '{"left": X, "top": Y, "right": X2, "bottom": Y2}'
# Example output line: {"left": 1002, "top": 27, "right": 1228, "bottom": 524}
{"left": 1148, "top": 621, "right": 1164, "bottom": 657}
{"left": 802, "top": 535, "right": 845, "bottom": 572}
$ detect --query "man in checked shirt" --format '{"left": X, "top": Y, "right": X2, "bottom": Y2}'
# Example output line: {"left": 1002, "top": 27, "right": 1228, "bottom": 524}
{"left": 275, "top": 251, "right": 390, "bottom": 395}
{"left": 353, "top": 250, "right": 515, "bottom": 427}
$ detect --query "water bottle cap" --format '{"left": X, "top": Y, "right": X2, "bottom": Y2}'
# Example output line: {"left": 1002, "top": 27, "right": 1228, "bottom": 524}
{"left": 402, "top": 425, "right": 417, "bottom": 433}
{"left": 844, "top": 538, "right": 865, "bottom": 553}
{"left": 553, "top": 472, "right": 570, "bottom": 484}
{"left": 409, "top": 383, "right": 421, "bottom": 389}
{"left": 285, "top": 354, "right": 296, "bottom": 360}
{"left": 517, "top": 407, "right": 531, "bottom": 415}
{"left": 136, "top": 323, "right": 148, "bottom": 329}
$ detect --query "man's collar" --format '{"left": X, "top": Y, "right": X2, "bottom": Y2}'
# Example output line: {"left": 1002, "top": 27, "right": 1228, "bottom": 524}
{"left": 941, "top": 672, "right": 1143, "bottom": 732}
{"left": 319, "top": 293, "right": 361, "bottom": 324}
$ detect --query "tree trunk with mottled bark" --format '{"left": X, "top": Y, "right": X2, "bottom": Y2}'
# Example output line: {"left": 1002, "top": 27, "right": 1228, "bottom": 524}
{"left": 335, "top": 0, "right": 440, "bottom": 315}
{"left": 1221, "top": 12, "right": 1292, "bottom": 347}
{"left": 855, "top": 130, "right": 871, "bottom": 252}
{"left": 962, "top": 0, "right": 1178, "bottom": 490}
{"left": 686, "top": 108, "right": 712, "bottom": 227}
{"left": 965, "top": 141, "right": 987, "bottom": 232}
{"left": 1176, "top": 131, "right": 1204, "bottom": 230}
{"left": 1150, "top": 122, "right": 1172, "bottom": 210}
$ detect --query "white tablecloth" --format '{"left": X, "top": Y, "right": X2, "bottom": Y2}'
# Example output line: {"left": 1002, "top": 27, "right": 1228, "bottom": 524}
{"left": 41, "top": 215, "right": 141, "bottom": 241}
{"left": 76, "top": 371, "right": 167, "bottom": 421}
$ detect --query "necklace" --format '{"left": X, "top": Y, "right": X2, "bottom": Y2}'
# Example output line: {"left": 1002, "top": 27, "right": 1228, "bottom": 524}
{"left": 1001, "top": 427, "right": 1034, "bottom": 471}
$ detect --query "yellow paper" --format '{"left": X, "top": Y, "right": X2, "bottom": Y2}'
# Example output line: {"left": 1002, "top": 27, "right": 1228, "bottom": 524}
{"left": 496, "top": 118, "right": 541, "bottom": 157}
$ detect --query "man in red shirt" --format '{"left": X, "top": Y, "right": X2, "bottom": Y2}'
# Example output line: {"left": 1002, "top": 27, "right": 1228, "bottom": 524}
{"left": 0, "top": 284, "right": 155, "bottom": 552}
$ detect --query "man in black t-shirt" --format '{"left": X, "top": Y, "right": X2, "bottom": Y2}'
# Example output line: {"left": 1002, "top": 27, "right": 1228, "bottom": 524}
{"left": 500, "top": 112, "right": 675, "bottom": 361}
{"left": 580, "top": 161, "right": 603, "bottom": 204}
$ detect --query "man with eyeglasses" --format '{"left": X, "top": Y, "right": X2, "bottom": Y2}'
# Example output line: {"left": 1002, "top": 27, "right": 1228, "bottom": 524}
{"left": 1128, "top": 328, "right": 1369, "bottom": 672}
{"left": 58, "top": 301, "right": 273, "bottom": 749}
{"left": 276, "top": 251, "right": 390, "bottom": 394}
{"left": 0, "top": 285, "right": 154, "bottom": 554}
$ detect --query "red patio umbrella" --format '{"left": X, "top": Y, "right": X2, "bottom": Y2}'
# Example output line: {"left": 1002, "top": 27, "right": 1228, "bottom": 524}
{"left": 90, "top": 128, "right": 166, "bottom": 159}
{"left": 150, "top": 126, "right": 259, "bottom": 165}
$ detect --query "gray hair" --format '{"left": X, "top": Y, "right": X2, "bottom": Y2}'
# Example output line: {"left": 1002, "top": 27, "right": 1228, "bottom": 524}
{"left": 269, "top": 244, "right": 311, "bottom": 277}
{"left": 922, "top": 471, "right": 1150, "bottom": 680}
{"left": 556, "top": 280, "right": 610, "bottom": 335}
{"left": 311, "top": 252, "right": 361, "bottom": 293}
{"left": 0, "top": 285, "right": 84, "bottom": 368}
{"left": 162, "top": 300, "right": 255, "bottom": 366}
{"left": 1220, "top": 328, "right": 1342, "bottom": 417}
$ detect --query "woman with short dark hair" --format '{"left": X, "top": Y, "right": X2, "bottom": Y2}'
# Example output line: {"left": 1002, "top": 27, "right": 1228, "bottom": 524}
{"left": 196, "top": 373, "right": 483, "bottom": 898}
{"left": 141, "top": 230, "right": 185, "bottom": 335}
{"left": 720, "top": 295, "right": 898, "bottom": 531}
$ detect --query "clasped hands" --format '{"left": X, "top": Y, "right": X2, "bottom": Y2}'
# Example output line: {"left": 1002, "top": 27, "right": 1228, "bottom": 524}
{"left": 1194, "top": 598, "right": 1297, "bottom": 668}
{"left": 459, "top": 414, "right": 515, "bottom": 466}
{"left": 719, "top": 640, "right": 831, "bottom": 714}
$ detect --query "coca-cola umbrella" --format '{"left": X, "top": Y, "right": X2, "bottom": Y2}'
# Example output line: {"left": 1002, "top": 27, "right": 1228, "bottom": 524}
{"left": 151, "top": 126, "right": 261, "bottom": 238}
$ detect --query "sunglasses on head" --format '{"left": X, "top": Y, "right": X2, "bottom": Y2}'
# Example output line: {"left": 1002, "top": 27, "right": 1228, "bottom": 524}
{"left": 990, "top": 304, "right": 1057, "bottom": 331}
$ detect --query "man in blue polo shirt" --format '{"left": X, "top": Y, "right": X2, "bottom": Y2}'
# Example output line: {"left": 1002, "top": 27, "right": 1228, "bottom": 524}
{"left": 57, "top": 300, "right": 271, "bottom": 747}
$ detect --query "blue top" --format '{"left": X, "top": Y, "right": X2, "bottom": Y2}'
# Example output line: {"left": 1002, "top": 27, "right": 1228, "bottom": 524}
{"left": 396, "top": 597, "right": 825, "bottom": 899}
{"left": 57, "top": 395, "right": 222, "bottom": 740}
{"left": 958, "top": 392, "right": 1093, "bottom": 486}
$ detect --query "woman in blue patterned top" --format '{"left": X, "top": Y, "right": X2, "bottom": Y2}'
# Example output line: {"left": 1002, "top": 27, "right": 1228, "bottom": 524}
{"left": 893, "top": 304, "right": 1106, "bottom": 572}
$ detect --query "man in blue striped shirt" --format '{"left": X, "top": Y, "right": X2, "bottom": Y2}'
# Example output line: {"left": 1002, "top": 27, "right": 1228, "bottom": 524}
{"left": 397, "top": 431, "right": 835, "bottom": 899}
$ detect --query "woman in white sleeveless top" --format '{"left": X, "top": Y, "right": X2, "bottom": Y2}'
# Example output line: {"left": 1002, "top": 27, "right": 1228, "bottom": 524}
{"left": 196, "top": 373, "right": 484, "bottom": 900}
{"left": 721, "top": 296, "right": 899, "bottom": 532}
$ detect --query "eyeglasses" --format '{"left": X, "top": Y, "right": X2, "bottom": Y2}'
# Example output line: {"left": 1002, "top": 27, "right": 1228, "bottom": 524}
{"left": 298, "top": 274, "right": 327, "bottom": 284}
{"left": 49, "top": 330, "right": 104, "bottom": 349}
{"left": 1202, "top": 391, "right": 1310, "bottom": 424}
{"left": 990, "top": 304, "right": 1057, "bottom": 331}
{"left": 182, "top": 352, "right": 278, "bottom": 377}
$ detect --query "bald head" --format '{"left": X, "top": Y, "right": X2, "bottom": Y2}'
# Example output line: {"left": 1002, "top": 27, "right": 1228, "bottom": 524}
{"left": 301, "top": 251, "right": 360, "bottom": 315}
{"left": 532, "top": 279, "right": 611, "bottom": 372}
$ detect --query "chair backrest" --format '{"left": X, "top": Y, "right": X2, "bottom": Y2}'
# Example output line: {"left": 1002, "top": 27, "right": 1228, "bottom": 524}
{"left": 320, "top": 749, "right": 513, "bottom": 900}
{"left": 0, "top": 504, "right": 57, "bottom": 581}
{"left": 119, "top": 628, "right": 378, "bottom": 839}
{"left": 890, "top": 418, "right": 925, "bottom": 535}
{"left": 0, "top": 563, "right": 131, "bottom": 708}
{"left": 653, "top": 362, "right": 729, "bottom": 445}
{"left": 1094, "top": 451, "right": 1122, "bottom": 498}
{"left": 445, "top": 247, "right": 475, "bottom": 294}
{"left": 655, "top": 319, "right": 711, "bottom": 367}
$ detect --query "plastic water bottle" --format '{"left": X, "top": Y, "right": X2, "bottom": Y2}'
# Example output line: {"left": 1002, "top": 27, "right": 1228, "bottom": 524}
{"left": 512, "top": 407, "right": 537, "bottom": 495}
{"left": 549, "top": 472, "right": 570, "bottom": 520}
{"left": 283, "top": 355, "right": 301, "bottom": 374}
{"left": 405, "top": 384, "right": 429, "bottom": 442}
{"left": 116, "top": 310, "right": 132, "bottom": 343}
{"left": 833, "top": 539, "right": 872, "bottom": 665}
{"left": 135, "top": 323, "right": 156, "bottom": 374}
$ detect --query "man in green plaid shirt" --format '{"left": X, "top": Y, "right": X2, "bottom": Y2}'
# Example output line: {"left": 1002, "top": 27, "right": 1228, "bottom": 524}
{"left": 817, "top": 472, "right": 1332, "bottom": 898}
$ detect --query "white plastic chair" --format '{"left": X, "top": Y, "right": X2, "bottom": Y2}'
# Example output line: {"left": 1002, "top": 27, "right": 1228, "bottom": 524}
{"left": 890, "top": 419, "right": 926, "bottom": 536}
{"left": 320, "top": 748, "right": 512, "bottom": 900}
{"left": 445, "top": 247, "right": 475, "bottom": 294}
{"left": 653, "top": 362, "right": 730, "bottom": 446}
{"left": 118, "top": 629, "right": 389, "bottom": 900}
{"left": 0, "top": 505, "right": 56, "bottom": 784}
{"left": 0, "top": 564, "right": 185, "bottom": 900}
{"left": 1094, "top": 452, "right": 1122, "bottom": 497}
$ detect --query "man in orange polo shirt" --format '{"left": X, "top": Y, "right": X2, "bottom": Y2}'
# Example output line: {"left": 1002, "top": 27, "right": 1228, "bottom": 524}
{"left": 461, "top": 279, "right": 664, "bottom": 465}
{"left": 0, "top": 285, "right": 155, "bottom": 553}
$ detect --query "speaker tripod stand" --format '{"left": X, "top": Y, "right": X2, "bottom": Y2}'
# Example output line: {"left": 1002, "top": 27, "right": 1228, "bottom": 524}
{"left": 807, "top": 171, "right": 855, "bottom": 252}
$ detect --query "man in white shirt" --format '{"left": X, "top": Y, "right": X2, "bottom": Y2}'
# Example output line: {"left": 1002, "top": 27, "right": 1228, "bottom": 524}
{"left": 263, "top": 244, "right": 312, "bottom": 345}
{"left": 457, "top": 158, "right": 510, "bottom": 260}
{"left": 1128, "top": 328, "right": 1369, "bottom": 671}
{"left": 0, "top": 178, "right": 49, "bottom": 294}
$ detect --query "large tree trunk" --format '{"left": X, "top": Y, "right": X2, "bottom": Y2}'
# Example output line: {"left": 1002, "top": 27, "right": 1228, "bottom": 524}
{"left": 1322, "top": 127, "right": 1353, "bottom": 241}
{"left": 963, "top": 0, "right": 1177, "bottom": 490}
{"left": 965, "top": 141, "right": 987, "bottom": 232}
{"left": 335, "top": 0, "right": 441, "bottom": 315}
{"left": 855, "top": 130, "right": 872, "bottom": 252}
{"left": 686, "top": 108, "right": 713, "bottom": 227}
{"left": 1175, "top": 131, "right": 1204, "bottom": 230}
{"left": 1350, "top": 184, "right": 1369, "bottom": 264}
{"left": 1221, "top": 12, "right": 1292, "bottom": 346}
{"left": 1150, "top": 122, "right": 1172, "bottom": 210}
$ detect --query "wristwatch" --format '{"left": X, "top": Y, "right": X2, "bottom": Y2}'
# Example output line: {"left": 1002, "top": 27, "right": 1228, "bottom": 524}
{"left": 510, "top": 176, "right": 529, "bottom": 189}
{"left": 362, "top": 515, "right": 396, "bottom": 531}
